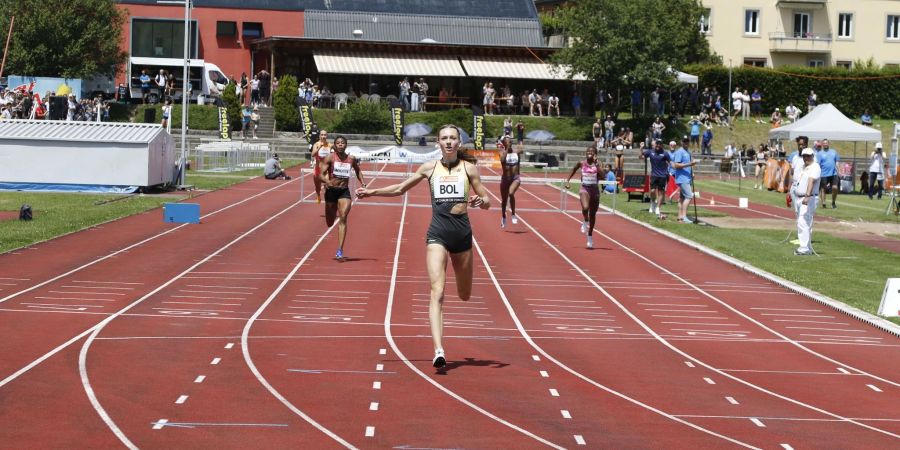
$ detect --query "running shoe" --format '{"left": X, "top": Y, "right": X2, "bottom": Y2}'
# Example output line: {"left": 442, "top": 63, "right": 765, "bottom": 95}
{"left": 580, "top": 221, "right": 587, "bottom": 234}
{"left": 793, "top": 249, "right": 812, "bottom": 256}
{"left": 586, "top": 236, "right": 594, "bottom": 249}
{"left": 511, "top": 214, "right": 518, "bottom": 225}
{"left": 317, "top": 196, "right": 322, "bottom": 204}
{"left": 501, "top": 217, "right": 506, "bottom": 228}
{"left": 432, "top": 349, "right": 446, "bottom": 368}
{"left": 832, "top": 202, "right": 837, "bottom": 208}
{"left": 335, "top": 249, "right": 344, "bottom": 260}
{"left": 682, "top": 216, "right": 693, "bottom": 224}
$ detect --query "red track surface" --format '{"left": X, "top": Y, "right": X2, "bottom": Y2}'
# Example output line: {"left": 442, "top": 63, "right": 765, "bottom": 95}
{"left": 1, "top": 165, "right": 898, "bottom": 449}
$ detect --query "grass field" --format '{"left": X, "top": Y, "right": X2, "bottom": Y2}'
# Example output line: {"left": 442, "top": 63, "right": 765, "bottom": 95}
{"left": 556, "top": 184, "right": 899, "bottom": 325}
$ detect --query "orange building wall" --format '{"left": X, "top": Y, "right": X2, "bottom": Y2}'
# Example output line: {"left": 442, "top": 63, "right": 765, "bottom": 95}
{"left": 115, "top": 4, "right": 304, "bottom": 84}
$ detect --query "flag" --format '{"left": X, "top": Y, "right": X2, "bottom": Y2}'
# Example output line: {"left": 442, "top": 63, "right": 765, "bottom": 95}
{"left": 215, "top": 97, "right": 231, "bottom": 140}
{"left": 389, "top": 99, "right": 404, "bottom": 146}
{"left": 297, "top": 97, "right": 314, "bottom": 143}
{"left": 471, "top": 106, "right": 485, "bottom": 150}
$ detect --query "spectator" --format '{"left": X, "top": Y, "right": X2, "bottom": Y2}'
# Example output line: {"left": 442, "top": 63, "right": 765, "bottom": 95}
{"left": 410, "top": 79, "right": 421, "bottom": 112}
{"left": 116, "top": 83, "right": 129, "bottom": 104}
{"left": 66, "top": 94, "right": 77, "bottom": 121}
{"left": 250, "top": 75, "right": 260, "bottom": 106}
{"left": 630, "top": 88, "right": 641, "bottom": 116}
{"left": 688, "top": 116, "right": 701, "bottom": 150}
{"left": 701, "top": 126, "right": 713, "bottom": 158}
{"left": 731, "top": 88, "right": 742, "bottom": 123}
{"left": 592, "top": 118, "right": 602, "bottom": 148}
{"left": 241, "top": 105, "right": 252, "bottom": 139}
{"left": 792, "top": 147, "right": 820, "bottom": 256}
{"left": 721, "top": 143, "right": 736, "bottom": 181}
{"left": 139, "top": 69, "right": 151, "bottom": 104}
{"left": 603, "top": 164, "right": 617, "bottom": 193}
{"left": 399, "top": 77, "right": 410, "bottom": 111}
{"left": 250, "top": 106, "right": 260, "bottom": 139}
{"left": 547, "top": 93, "right": 560, "bottom": 117}
{"left": 816, "top": 139, "right": 840, "bottom": 208}
{"left": 503, "top": 117, "right": 512, "bottom": 137}
{"left": 155, "top": 69, "right": 167, "bottom": 102}
{"left": 239, "top": 73, "right": 249, "bottom": 104}
{"left": 640, "top": 139, "right": 672, "bottom": 219}
{"left": 750, "top": 89, "right": 763, "bottom": 121}
{"left": 868, "top": 142, "right": 885, "bottom": 199}
{"left": 741, "top": 89, "right": 751, "bottom": 121}
{"left": 860, "top": 110, "right": 873, "bottom": 126}
{"left": 572, "top": 92, "right": 582, "bottom": 116}
{"left": 161, "top": 99, "right": 172, "bottom": 129}
{"left": 515, "top": 119, "right": 525, "bottom": 151}
{"left": 417, "top": 78, "right": 428, "bottom": 112}
{"left": 438, "top": 86, "right": 449, "bottom": 104}
{"left": 785, "top": 103, "right": 801, "bottom": 123}
{"left": 651, "top": 116, "right": 666, "bottom": 140}
{"left": 258, "top": 69, "right": 271, "bottom": 107}
{"left": 650, "top": 88, "right": 660, "bottom": 116}
{"left": 603, "top": 115, "right": 615, "bottom": 150}
{"left": 807, "top": 90, "right": 817, "bottom": 112}
{"left": 520, "top": 90, "right": 530, "bottom": 115}
{"left": 770, "top": 107, "right": 783, "bottom": 128}
{"left": 528, "top": 89, "right": 543, "bottom": 116}
{"left": 264, "top": 153, "right": 291, "bottom": 180}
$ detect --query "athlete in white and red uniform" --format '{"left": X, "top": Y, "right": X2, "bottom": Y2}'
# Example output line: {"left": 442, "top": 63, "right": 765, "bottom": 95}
{"left": 565, "top": 147, "right": 605, "bottom": 248}
{"left": 319, "top": 135, "right": 364, "bottom": 259}
{"left": 498, "top": 135, "right": 522, "bottom": 228}
{"left": 311, "top": 130, "right": 332, "bottom": 203}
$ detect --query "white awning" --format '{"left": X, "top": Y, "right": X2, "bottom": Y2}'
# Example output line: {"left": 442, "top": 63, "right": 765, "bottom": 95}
{"left": 313, "top": 52, "right": 467, "bottom": 77}
{"left": 460, "top": 57, "right": 586, "bottom": 80}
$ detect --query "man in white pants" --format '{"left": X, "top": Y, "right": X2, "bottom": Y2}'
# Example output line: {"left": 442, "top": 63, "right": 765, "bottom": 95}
{"left": 792, "top": 147, "right": 821, "bottom": 256}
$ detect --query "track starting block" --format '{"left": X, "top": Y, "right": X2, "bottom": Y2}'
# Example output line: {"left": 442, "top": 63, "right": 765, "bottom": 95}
{"left": 164, "top": 203, "right": 201, "bottom": 224}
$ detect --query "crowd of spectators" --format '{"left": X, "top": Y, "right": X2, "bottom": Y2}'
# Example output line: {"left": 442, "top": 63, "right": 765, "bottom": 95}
{"left": 0, "top": 86, "right": 110, "bottom": 122}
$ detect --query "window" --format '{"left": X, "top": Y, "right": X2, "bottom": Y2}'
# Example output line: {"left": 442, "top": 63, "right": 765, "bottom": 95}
{"left": 888, "top": 15, "right": 900, "bottom": 40}
{"left": 838, "top": 13, "right": 853, "bottom": 38}
{"left": 242, "top": 22, "right": 264, "bottom": 39}
{"left": 793, "top": 12, "right": 811, "bottom": 38}
{"left": 836, "top": 60, "right": 852, "bottom": 69}
{"left": 699, "top": 8, "right": 711, "bottom": 34}
{"left": 216, "top": 21, "right": 237, "bottom": 37}
{"left": 131, "top": 19, "right": 197, "bottom": 59}
{"left": 743, "top": 58, "right": 766, "bottom": 67}
{"left": 808, "top": 59, "right": 825, "bottom": 68}
{"left": 745, "top": 10, "right": 760, "bottom": 35}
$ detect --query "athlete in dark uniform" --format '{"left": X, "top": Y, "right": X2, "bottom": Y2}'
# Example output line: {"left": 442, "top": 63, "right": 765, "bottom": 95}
{"left": 319, "top": 135, "right": 364, "bottom": 259}
{"left": 498, "top": 135, "right": 522, "bottom": 228}
{"left": 355, "top": 125, "right": 491, "bottom": 368}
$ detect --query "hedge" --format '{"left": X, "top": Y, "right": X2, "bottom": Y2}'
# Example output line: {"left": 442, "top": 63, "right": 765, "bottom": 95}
{"left": 683, "top": 64, "right": 900, "bottom": 118}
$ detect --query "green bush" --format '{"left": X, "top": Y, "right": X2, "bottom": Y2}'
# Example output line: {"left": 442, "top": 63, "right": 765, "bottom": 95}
{"left": 274, "top": 75, "right": 300, "bottom": 132}
{"left": 134, "top": 103, "right": 220, "bottom": 130}
{"left": 334, "top": 100, "right": 391, "bottom": 134}
{"left": 220, "top": 81, "right": 242, "bottom": 130}
{"left": 683, "top": 64, "right": 900, "bottom": 118}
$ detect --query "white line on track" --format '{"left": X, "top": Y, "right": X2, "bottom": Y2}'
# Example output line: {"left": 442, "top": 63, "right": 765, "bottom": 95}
{"left": 1, "top": 180, "right": 296, "bottom": 306}
{"left": 470, "top": 223, "right": 759, "bottom": 447}
{"left": 162, "top": 302, "right": 241, "bottom": 306}
{"left": 750, "top": 418, "right": 766, "bottom": 427}
{"left": 295, "top": 294, "right": 369, "bottom": 299}
{"left": 662, "top": 322, "right": 740, "bottom": 326}
{"left": 194, "top": 376, "right": 206, "bottom": 383}
{"left": 781, "top": 444, "right": 794, "bottom": 450}
{"left": 372, "top": 381, "right": 381, "bottom": 390}
{"left": 381, "top": 196, "right": 565, "bottom": 449}
{"left": 60, "top": 286, "right": 135, "bottom": 290}
{"left": 726, "top": 396, "right": 739, "bottom": 405}
{"left": 561, "top": 410, "right": 571, "bottom": 419}
{"left": 225, "top": 343, "right": 234, "bottom": 349}
{"left": 652, "top": 315, "right": 729, "bottom": 320}
{"left": 867, "top": 385, "right": 883, "bottom": 392}
{"left": 49, "top": 291, "right": 124, "bottom": 295}
{"left": 365, "top": 426, "right": 375, "bottom": 437}
{"left": 301, "top": 289, "right": 371, "bottom": 294}
{"left": 72, "top": 280, "right": 142, "bottom": 285}
{"left": 211, "top": 358, "right": 221, "bottom": 365}
{"left": 521, "top": 184, "right": 900, "bottom": 433}
{"left": 177, "top": 290, "right": 250, "bottom": 295}
{"left": 293, "top": 300, "right": 367, "bottom": 305}
{"left": 21, "top": 302, "right": 103, "bottom": 308}
{"left": 175, "top": 395, "right": 188, "bottom": 404}
{"left": 704, "top": 378, "right": 716, "bottom": 385}
{"left": 369, "top": 402, "right": 379, "bottom": 411}
{"left": 773, "top": 319, "right": 850, "bottom": 325}
{"left": 33, "top": 296, "right": 115, "bottom": 302}
{"left": 639, "top": 303, "right": 708, "bottom": 307}
{"left": 574, "top": 435, "right": 586, "bottom": 445}
{"left": 287, "top": 306, "right": 366, "bottom": 312}
{"left": 171, "top": 295, "right": 246, "bottom": 300}
{"left": 186, "top": 285, "right": 258, "bottom": 290}
{"left": 540, "top": 371, "right": 550, "bottom": 378}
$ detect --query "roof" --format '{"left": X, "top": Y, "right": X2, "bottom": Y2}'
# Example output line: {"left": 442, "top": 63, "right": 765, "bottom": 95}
{"left": 0, "top": 120, "right": 167, "bottom": 144}
{"left": 460, "top": 56, "right": 585, "bottom": 80}
{"left": 314, "top": 52, "right": 467, "bottom": 77}
{"left": 768, "top": 104, "right": 881, "bottom": 142}
{"left": 304, "top": 10, "right": 543, "bottom": 47}
{"left": 118, "top": 0, "right": 539, "bottom": 19}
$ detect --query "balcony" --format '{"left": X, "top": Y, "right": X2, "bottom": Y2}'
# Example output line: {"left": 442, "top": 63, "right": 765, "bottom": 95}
{"left": 776, "top": 0, "right": 827, "bottom": 8}
{"left": 769, "top": 32, "right": 832, "bottom": 53}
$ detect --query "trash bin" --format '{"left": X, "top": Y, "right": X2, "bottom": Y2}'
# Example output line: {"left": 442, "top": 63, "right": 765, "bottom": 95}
{"left": 144, "top": 108, "right": 156, "bottom": 123}
{"left": 197, "top": 94, "right": 205, "bottom": 106}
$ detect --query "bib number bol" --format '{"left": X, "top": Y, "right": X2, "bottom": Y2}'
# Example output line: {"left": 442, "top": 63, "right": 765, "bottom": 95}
{"left": 434, "top": 175, "right": 465, "bottom": 203}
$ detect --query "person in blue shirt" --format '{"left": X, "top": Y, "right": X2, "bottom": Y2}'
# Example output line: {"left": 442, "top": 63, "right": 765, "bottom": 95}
{"left": 701, "top": 126, "right": 713, "bottom": 158}
{"left": 671, "top": 136, "right": 698, "bottom": 223}
{"left": 640, "top": 139, "right": 672, "bottom": 219}
{"left": 603, "top": 164, "right": 617, "bottom": 193}
{"left": 138, "top": 69, "right": 151, "bottom": 104}
{"left": 860, "top": 110, "right": 873, "bottom": 126}
{"left": 688, "top": 116, "right": 701, "bottom": 151}
{"left": 816, "top": 139, "right": 840, "bottom": 208}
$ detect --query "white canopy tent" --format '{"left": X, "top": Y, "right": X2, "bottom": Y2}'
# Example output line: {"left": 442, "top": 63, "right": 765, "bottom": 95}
{"left": 675, "top": 70, "right": 698, "bottom": 84}
{"left": 769, "top": 103, "right": 881, "bottom": 142}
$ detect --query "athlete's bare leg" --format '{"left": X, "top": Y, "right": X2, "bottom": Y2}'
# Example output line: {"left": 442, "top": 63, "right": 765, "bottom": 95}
{"left": 426, "top": 244, "right": 449, "bottom": 352}
{"left": 336, "top": 197, "right": 351, "bottom": 251}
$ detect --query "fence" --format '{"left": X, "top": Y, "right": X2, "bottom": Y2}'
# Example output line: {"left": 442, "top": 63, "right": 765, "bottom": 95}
{"left": 192, "top": 139, "right": 270, "bottom": 172}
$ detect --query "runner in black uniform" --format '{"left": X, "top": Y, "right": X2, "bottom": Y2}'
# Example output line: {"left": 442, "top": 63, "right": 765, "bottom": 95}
{"left": 355, "top": 125, "right": 491, "bottom": 368}
{"left": 498, "top": 135, "right": 522, "bottom": 228}
{"left": 319, "top": 135, "right": 364, "bottom": 259}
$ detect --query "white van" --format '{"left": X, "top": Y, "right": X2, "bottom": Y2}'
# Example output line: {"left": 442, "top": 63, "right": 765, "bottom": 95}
{"left": 127, "top": 57, "right": 228, "bottom": 104}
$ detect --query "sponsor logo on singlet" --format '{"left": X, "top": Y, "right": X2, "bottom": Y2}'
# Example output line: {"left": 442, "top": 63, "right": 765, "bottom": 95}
{"left": 505, "top": 152, "right": 519, "bottom": 165}
{"left": 581, "top": 172, "right": 598, "bottom": 185}
{"left": 333, "top": 161, "right": 352, "bottom": 179}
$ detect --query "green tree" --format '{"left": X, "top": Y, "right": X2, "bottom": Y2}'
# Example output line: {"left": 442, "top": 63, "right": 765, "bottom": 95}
{"left": 273, "top": 75, "right": 300, "bottom": 132}
{"left": 0, "top": 0, "right": 127, "bottom": 78}
{"left": 551, "top": 0, "right": 714, "bottom": 91}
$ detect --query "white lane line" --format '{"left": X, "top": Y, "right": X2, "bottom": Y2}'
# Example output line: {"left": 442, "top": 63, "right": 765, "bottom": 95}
{"left": 652, "top": 315, "right": 729, "bottom": 320}
{"left": 549, "top": 389, "right": 560, "bottom": 397}
{"left": 22, "top": 303, "right": 103, "bottom": 308}
{"left": 179, "top": 289, "right": 250, "bottom": 295}
{"left": 685, "top": 361, "right": 695, "bottom": 368}
{"left": 60, "top": 285, "right": 135, "bottom": 290}
{"left": 867, "top": 384, "right": 883, "bottom": 392}
{"left": 162, "top": 302, "right": 240, "bottom": 306}
{"left": 726, "top": 396, "right": 739, "bottom": 405}
{"left": 369, "top": 402, "right": 379, "bottom": 411}
{"left": 301, "top": 289, "right": 370, "bottom": 294}
{"left": 561, "top": 410, "right": 572, "bottom": 419}
{"left": 379, "top": 348, "right": 387, "bottom": 355}
{"left": 639, "top": 303, "right": 708, "bottom": 307}
{"left": 47, "top": 291, "right": 124, "bottom": 296}
{"left": 540, "top": 371, "right": 549, "bottom": 378}
{"left": 287, "top": 306, "right": 365, "bottom": 312}
{"left": 211, "top": 358, "right": 221, "bottom": 365}
{"left": 295, "top": 294, "right": 369, "bottom": 299}
{"left": 751, "top": 308, "right": 822, "bottom": 312}
{"left": 673, "top": 329, "right": 751, "bottom": 333}
{"left": 704, "top": 378, "right": 716, "bottom": 385}
{"left": 411, "top": 311, "right": 491, "bottom": 317}
{"left": 194, "top": 375, "right": 206, "bottom": 383}
{"left": 780, "top": 444, "right": 794, "bottom": 450}
{"left": 152, "top": 307, "right": 235, "bottom": 313}
{"left": 175, "top": 395, "right": 188, "bottom": 405}
{"left": 800, "top": 334, "right": 882, "bottom": 340}
{"left": 373, "top": 381, "right": 381, "bottom": 390}
{"left": 524, "top": 298, "right": 596, "bottom": 304}
{"left": 773, "top": 319, "right": 850, "bottom": 325}
{"left": 152, "top": 419, "right": 168, "bottom": 430}
{"left": 34, "top": 296, "right": 114, "bottom": 301}
{"left": 837, "top": 368, "right": 851, "bottom": 374}
{"left": 70, "top": 280, "right": 141, "bottom": 285}
{"left": 225, "top": 343, "right": 235, "bottom": 349}
{"left": 532, "top": 355, "right": 541, "bottom": 361}
{"left": 759, "top": 314, "right": 835, "bottom": 318}
{"left": 644, "top": 309, "right": 719, "bottom": 313}
{"left": 534, "top": 317, "right": 616, "bottom": 322}
{"left": 376, "top": 364, "right": 384, "bottom": 371}
{"left": 750, "top": 418, "right": 766, "bottom": 428}
{"left": 721, "top": 369, "right": 858, "bottom": 376}
{"left": 365, "top": 426, "right": 375, "bottom": 437}
{"left": 574, "top": 435, "right": 586, "bottom": 446}
{"left": 187, "top": 285, "right": 258, "bottom": 290}
{"left": 527, "top": 304, "right": 605, "bottom": 309}
{"left": 292, "top": 300, "right": 367, "bottom": 305}
{"left": 381, "top": 195, "right": 566, "bottom": 450}
{"left": 171, "top": 295, "right": 246, "bottom": 300}
{"left": 663, "top": 322, "right": 740, "bottom": 326}
{"left": 786, "top": 327, "right": 866, "bottom": 333}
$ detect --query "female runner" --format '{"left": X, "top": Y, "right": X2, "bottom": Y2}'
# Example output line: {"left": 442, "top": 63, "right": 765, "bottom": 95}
{"left": 356, "top": 125, "right": 491, "bottom": 368}
{"left": 564, "top": 147, "right": 604, "bottom": 249}
{"left": 498, "top": 135, "right": 523, "bottom": 228}
{"left": 311, "top": 130, "right": 331, "bottom": 203}
{"left": 319, "top": 135, "right": 365, "bottom": 259}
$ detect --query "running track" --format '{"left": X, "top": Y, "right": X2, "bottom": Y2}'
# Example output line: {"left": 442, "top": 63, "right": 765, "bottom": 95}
{"left": 0, "top": 165, "right": 898, "bottom": 449}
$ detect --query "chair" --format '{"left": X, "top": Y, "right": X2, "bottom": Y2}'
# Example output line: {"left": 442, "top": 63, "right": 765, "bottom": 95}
{"left": 368, "top": 93, "right": 381, "bottom": 103}
{"left": 360, "top": 93, "right": 370, "bottom": 103}
{"left": 334, "top": 93, "right": 348, "bottom": 110}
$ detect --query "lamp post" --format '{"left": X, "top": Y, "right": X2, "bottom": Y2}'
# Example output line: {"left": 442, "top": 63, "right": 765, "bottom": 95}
{"left": 158, "top": 0, "right": 192, "bottom": 188}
